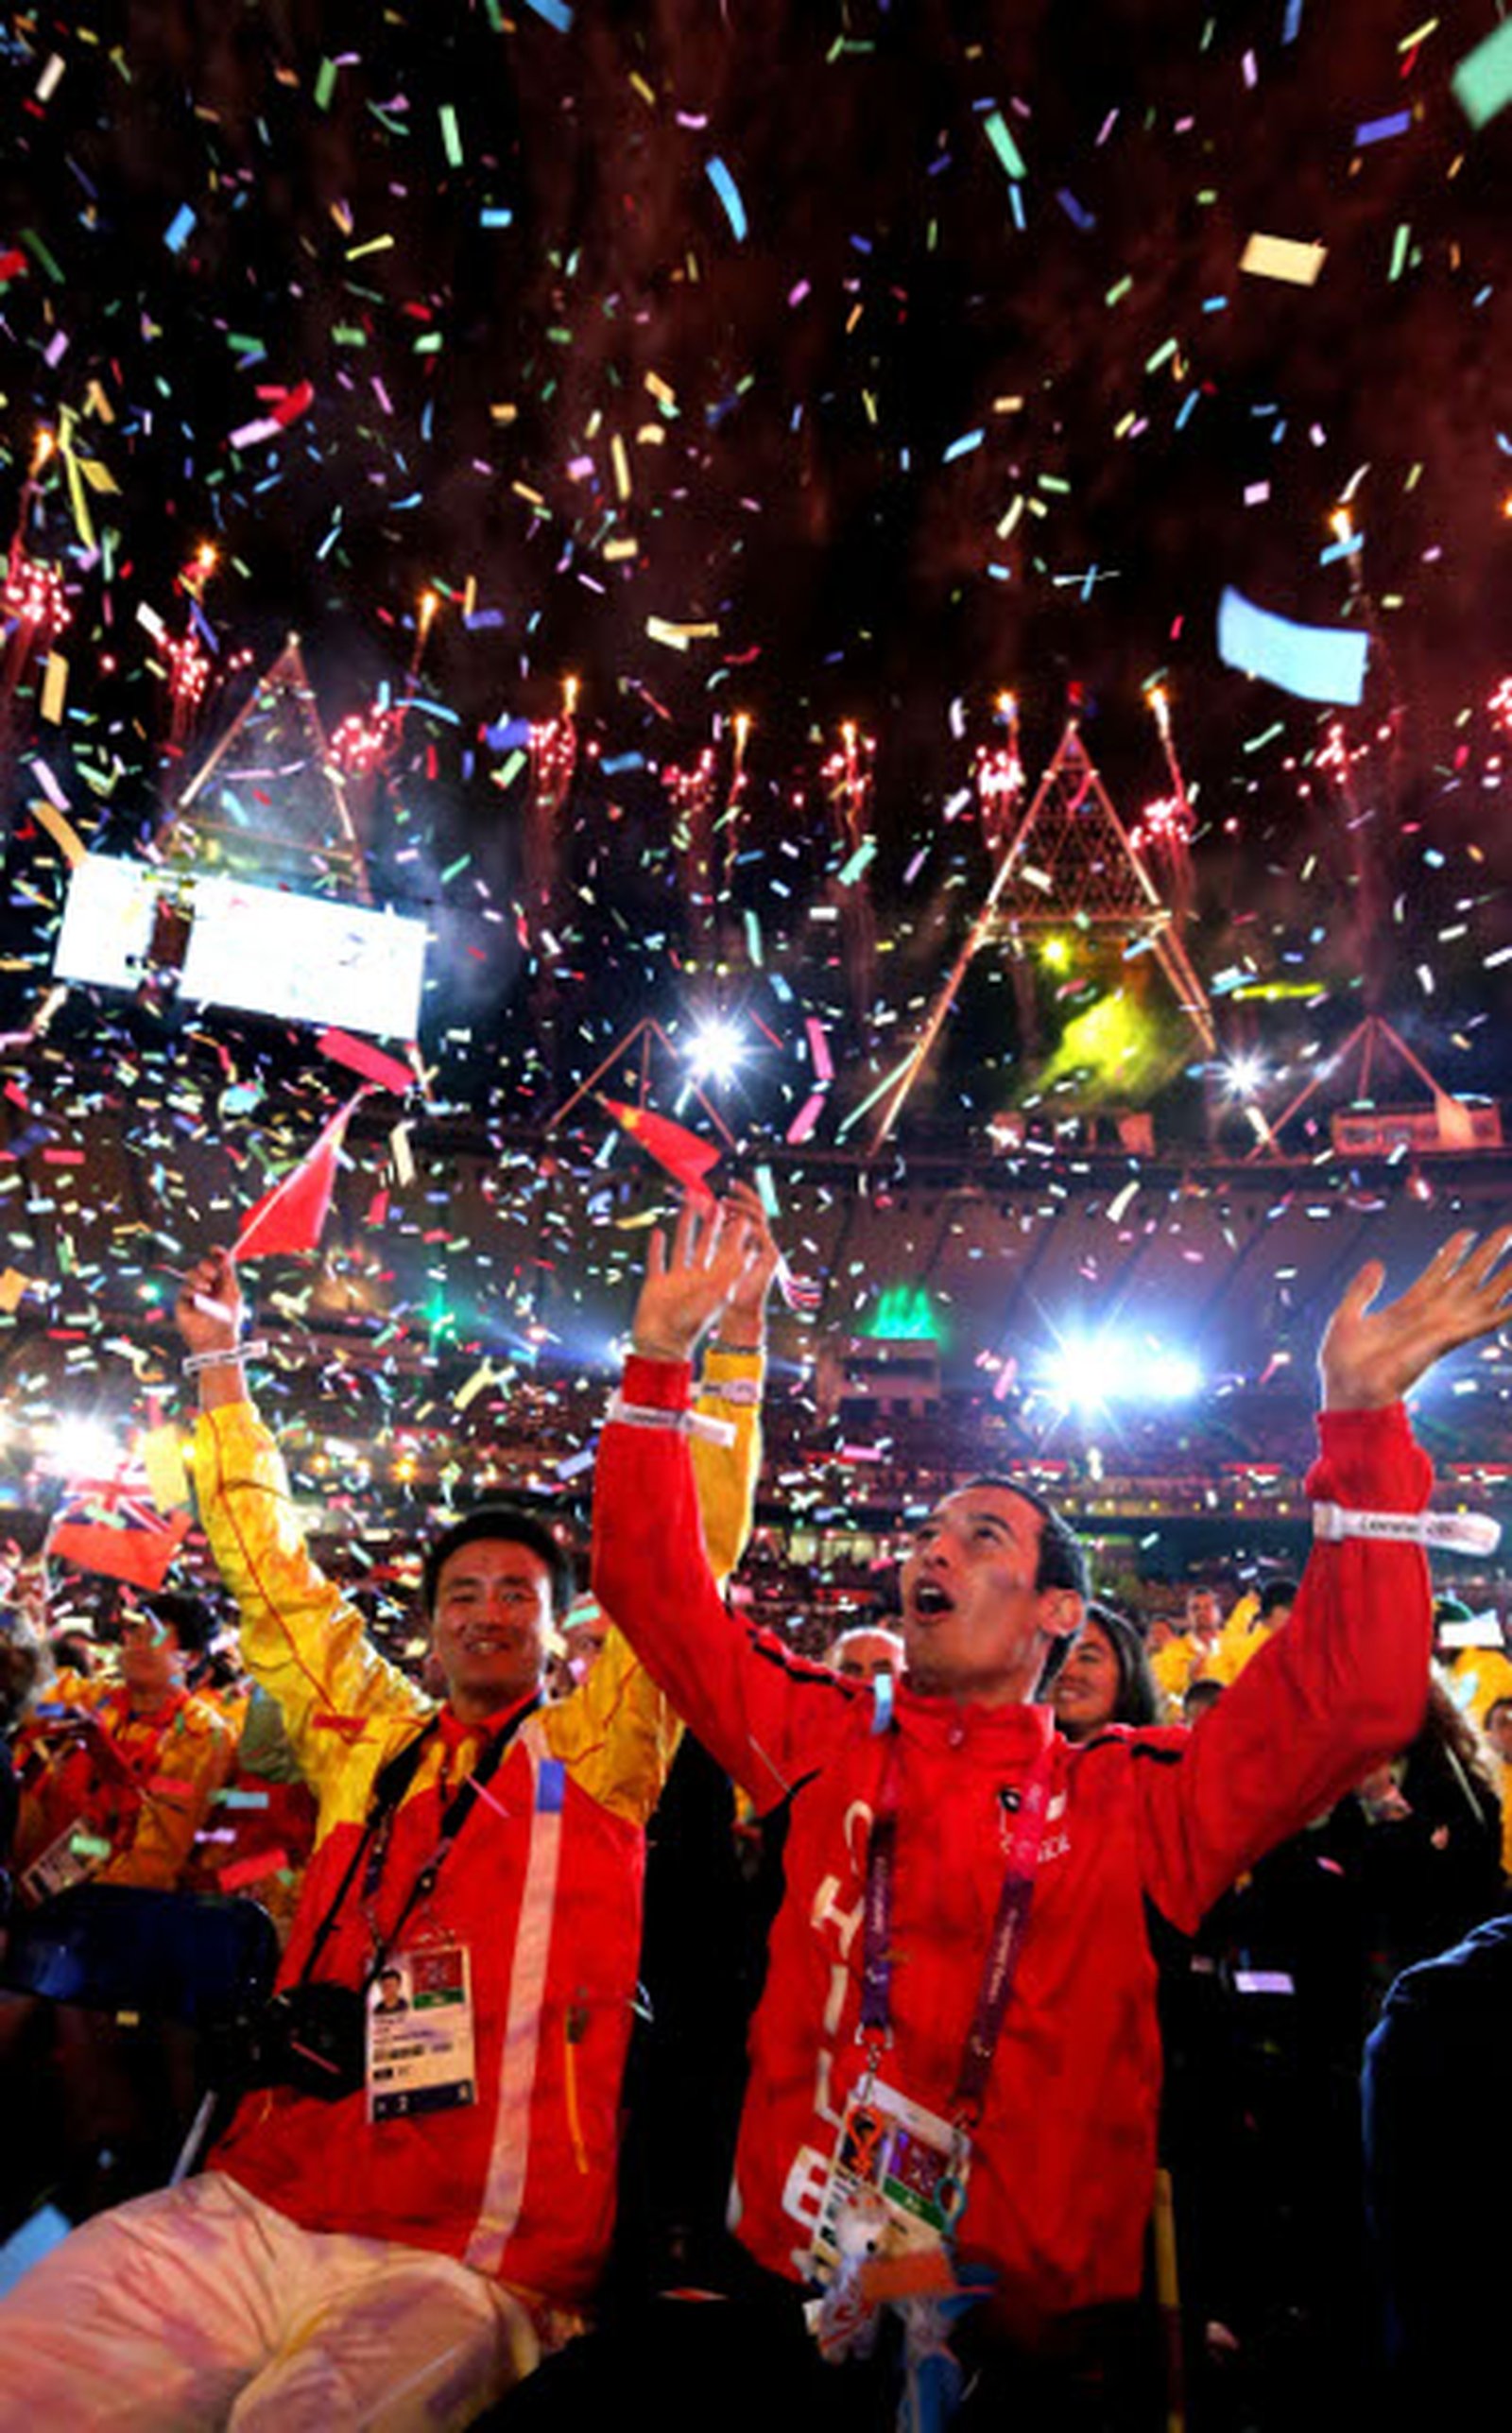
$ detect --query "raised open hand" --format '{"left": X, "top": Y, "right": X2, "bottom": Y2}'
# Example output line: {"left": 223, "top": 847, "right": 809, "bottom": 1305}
{"left": 713, "top": 1180, "right": 782, "bottom": 1351}
{"left": 1319, "top": 1227, "right": 1512, "bottom": 1412}
{"left": 630, "top": 1196, "right": 760, "bottom": 1364}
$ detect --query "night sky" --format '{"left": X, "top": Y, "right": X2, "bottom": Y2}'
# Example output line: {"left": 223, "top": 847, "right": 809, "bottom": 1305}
{"left": 0, "top": 0, "right": 1509, "bottom": 1140}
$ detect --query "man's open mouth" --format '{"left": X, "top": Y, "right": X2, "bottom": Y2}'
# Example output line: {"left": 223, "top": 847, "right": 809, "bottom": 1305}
{"left": 912, "top": 1581, "right": 954, "bottom": 1618}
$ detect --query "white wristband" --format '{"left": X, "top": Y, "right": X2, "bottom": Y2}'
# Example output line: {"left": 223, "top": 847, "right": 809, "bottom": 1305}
{"left": 701, "top": 1374, "right": 762, "bottom": 1408}
{"left": 607, "top": 1393, "right": 737, "bottom": 1449}
{"left": 1313, "top": 1502, "right": 1502, "bottom": 1557}
{"left": 183, "top": 1340, "right": 268, "bottom": 1377}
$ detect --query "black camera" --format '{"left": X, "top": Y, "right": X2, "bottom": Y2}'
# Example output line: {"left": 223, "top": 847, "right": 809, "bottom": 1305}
{"left": 242, "top": 1981, "right": 368, "bottom": 2101}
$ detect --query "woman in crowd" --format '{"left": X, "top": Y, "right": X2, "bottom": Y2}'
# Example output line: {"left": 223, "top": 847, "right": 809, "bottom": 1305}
{"left": 1051, "top": 1600, "right": 1160, "bottom": 1742}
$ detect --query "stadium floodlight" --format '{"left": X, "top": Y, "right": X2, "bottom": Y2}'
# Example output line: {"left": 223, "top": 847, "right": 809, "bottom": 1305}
{"left": 44, "top": 1415, "right": 119, "bottom": 1480}
{"left": 1041, "top": 1334, "right": 1202, "bottom": 1415}
{"left": 1222, "top": 1053, "right": 1267, "bottom": 1100}
{"left": 685, "top": 1017, "right": 745, "bottom": 1088}
{"left": 1146, "top": 1350, "right": 1202, "bottom": 1402}
{"left": 1045, "top": 1337, "right": 1124, "bottom": 1413}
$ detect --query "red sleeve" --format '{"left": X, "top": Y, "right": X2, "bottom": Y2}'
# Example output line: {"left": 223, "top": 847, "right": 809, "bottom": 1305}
{"left": 593, "top": 1355, "right": 858, "bottom": 1806}
{"left": 1138, "top": 1401, "right": 1434, "bottom": 1932}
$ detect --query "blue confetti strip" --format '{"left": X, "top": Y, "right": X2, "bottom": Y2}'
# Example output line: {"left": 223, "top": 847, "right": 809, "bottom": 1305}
{"left": 942, "top": 428, "right": 984, "bottom": 463}
{"left": 1355, "top": 111, "right": 1410, "bottom": 147}
{"left": 706, "top": 156, "right": 747, "bottom": 241}
{"left": 164, "top": 204, "right": 196, "bottom": 253}
{"left": 1217, "top": 585, "right": 1368, "bottom": 705}
{"left": 523, "top": 0, "right": 573, "bottom": 29}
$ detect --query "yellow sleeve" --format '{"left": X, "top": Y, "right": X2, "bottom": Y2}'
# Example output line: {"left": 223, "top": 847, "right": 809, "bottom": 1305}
{"left": 543, "top": 1626, "right": 681, "bottom": 1829}
{"left": 1209, "top": 1594, "right": 1262, "bottom": 1687}
{"left": 691, "top": 1344, "right": 765, "bottom": 1588}
{"left": 45, "top": 1668, "right": 120, "bottom": 1716}
{"left": 100, "top": 1697, "right": 232, "bottom": 1891}
{"left": 191, "top": 1399, "right": 429, "bottom": 1801}
{"left": 1446, "top": 1647, "right": 1512, "bottom": 1725}
{"left": 548, "top": 1348, "right": 765, "bottom": 1824}
{"left": 1150, "top": 1635, "right": 1195, "bottom": 1718}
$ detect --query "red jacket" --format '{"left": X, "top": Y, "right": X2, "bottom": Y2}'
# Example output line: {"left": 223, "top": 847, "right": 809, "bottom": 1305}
{"left": 194, "top": 1372, "right": 761, "bottom": 2316}
{"left": 593, "top": 1360, "right": 1434, "bottom": 2343}
{"left": 14, "top": 1674, "right": 231, "bottom": 1892}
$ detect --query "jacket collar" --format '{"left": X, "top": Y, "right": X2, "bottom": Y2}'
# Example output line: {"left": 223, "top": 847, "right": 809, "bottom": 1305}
{"left": 890, "top": 1686, "right": 1057, "bottom": 1761}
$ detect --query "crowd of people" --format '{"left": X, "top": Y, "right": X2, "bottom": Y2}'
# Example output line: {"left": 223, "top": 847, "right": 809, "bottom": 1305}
{"left": 0, "top": 1199, "right": 1509, "bottom": 2429}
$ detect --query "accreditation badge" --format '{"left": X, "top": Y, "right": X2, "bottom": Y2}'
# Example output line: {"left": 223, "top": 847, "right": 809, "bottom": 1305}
{"left": 366, "top": 1941, "right": 478, "bottom": 2123}
{"left": 19, "top": 1822, "right": 105, "bottom": 1907}
{"left": 809, "top": 2076, "right": 971, "bottom": 2286}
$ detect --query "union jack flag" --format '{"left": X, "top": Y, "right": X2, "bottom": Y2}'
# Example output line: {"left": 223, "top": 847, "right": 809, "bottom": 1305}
{"left": 49, "top": 1467, "right": 191, "bottom": 1590}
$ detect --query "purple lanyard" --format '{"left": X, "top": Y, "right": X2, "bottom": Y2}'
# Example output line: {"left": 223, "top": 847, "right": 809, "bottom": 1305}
{"left": 859, "top": 1729, "right": 1057, "bottom": 2126}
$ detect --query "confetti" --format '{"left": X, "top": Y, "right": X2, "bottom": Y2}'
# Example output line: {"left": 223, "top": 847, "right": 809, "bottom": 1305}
{"left": 1452, "top": 17, "right": 1512, "bottom": 126}
{"left": 1217, "top": 586, "right": 1369, "bottom": 705}
{"left": 29, "top": 797, "right": 86, "bottom": 867}
{"left": 982, "top": 110, "right": 1027, "bottom": 180}
{"left": 705, "top": 157, "right": 747, "bottom": 242}
{"left": 1239, "top": 233, "right": 1327, "bottom": 286}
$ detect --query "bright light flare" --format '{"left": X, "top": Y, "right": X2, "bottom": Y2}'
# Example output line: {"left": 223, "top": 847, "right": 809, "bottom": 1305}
{"left": 1040, "top": 1335, "right": 1202, "bottom": 1415}
{"left": 44, "top": 1415, "right": 119, "bottom": 1480}
{"left": 1222, "top": 1053, "right": 1267, "bottom": 1100}
{"left": 685, "top": 1017, "right": 745, "bottom": 1087}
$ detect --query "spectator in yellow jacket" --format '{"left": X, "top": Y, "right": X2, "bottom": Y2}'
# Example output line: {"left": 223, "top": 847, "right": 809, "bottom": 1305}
{"left": 1149, "top": 1586, "right": 1225, "bottom": 1719}
{"left": 13, "top": 1592, "right": 232, "bottom": 1900}
{"left": 1210, "top": 1579, "right": 1297, "bottom": 1686}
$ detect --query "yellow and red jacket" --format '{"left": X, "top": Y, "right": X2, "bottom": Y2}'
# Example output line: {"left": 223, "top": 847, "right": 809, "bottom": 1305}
{"left": 14, "top": 1668, "right": 232, "bottom": 1891}
{"left": 195, "top": 1345, "right": 761, "bottom": 2315}
{"left": 595, "top": 1367, "right": 1435, "bottom": 2348}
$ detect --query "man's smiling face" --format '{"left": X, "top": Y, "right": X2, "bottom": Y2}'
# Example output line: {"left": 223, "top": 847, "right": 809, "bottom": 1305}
{"left": 430, "top": 1539, "right": 555, "bottom": 1720}
{"left": 899, "top": 1485, "right": 1082, "bottom": 1708}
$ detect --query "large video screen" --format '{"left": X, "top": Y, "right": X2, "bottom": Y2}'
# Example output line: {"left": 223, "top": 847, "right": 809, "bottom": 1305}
{"left": 53, "top": 857, "right": 426, "bottom": 1042}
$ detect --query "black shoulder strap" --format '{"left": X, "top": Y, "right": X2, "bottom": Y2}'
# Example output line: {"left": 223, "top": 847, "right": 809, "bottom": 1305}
{"left": 295, "top": 1714, "right": 440, "bottom": 1991}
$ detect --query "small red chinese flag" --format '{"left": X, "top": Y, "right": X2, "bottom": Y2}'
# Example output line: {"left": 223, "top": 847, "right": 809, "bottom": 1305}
{"left": 234, "top": 1095, "right": 365, "bottom": 1261}
{"left": 600, "top": 1098, "right": 720, "bottom": 1201}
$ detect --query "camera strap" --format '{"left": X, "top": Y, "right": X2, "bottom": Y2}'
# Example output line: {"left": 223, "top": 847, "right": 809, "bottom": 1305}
{"left": 359, "top": 1694, "right": 543, "bottom": 1984}
{"left": 293, "top": 1714, "right": 443, "bottom": 1994}
{"left": 292, "top": 1696, "right": 544, "bottom": 1994}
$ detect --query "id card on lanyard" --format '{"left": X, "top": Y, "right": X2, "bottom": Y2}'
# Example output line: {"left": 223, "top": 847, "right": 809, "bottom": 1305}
{"left": 20, "top": 1822, "right": 105, "bottom": 1907}
{"left": 367, "top": 1941, "right": 478, "bottom": 2122}
{"left": 808, "top": 1732, "right": 1057, "bottom": 2286}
